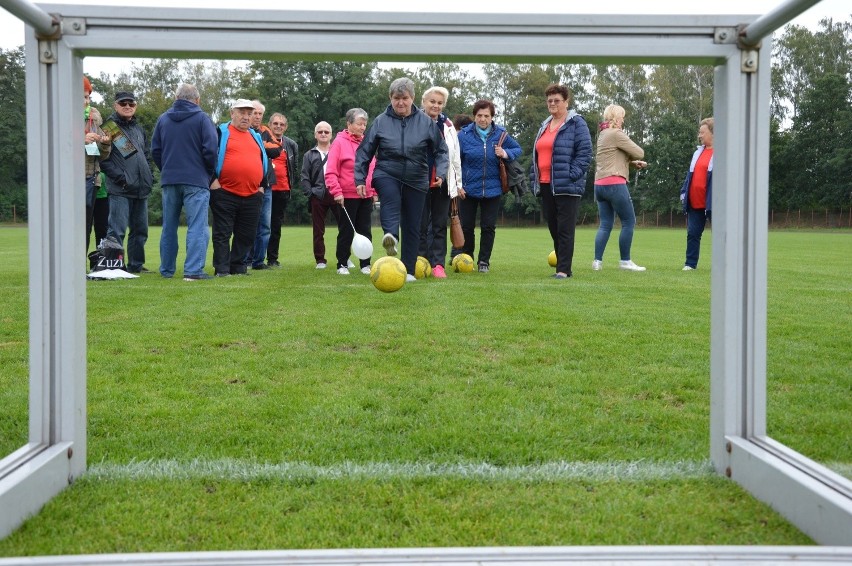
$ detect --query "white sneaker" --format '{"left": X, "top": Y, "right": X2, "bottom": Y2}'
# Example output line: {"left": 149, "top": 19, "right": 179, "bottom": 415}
{"left": 347, "top": 259, "right": 355, "bottom": 268}
{"left": 382, "top": 233, "right": 398, "bottom": 256}
{"left": 682, "top": 265, "right": 695, "bottom": 271}
{"left": 592, "top": 260, "right": 603, "bottom": 271}
{"left": 405, "top": 274, "right": 416, "bottom": 282}
{"left": 316, "top": 262, "right": 327, "bottom": 269}
{"left": 337, "top": 267, "right": 350, "bottom": 275}
{"left": 361, "top": 266, "right": 371, "bottom": 275}
{"left": 620, "top": 260, "right": 646, "bottom": 272}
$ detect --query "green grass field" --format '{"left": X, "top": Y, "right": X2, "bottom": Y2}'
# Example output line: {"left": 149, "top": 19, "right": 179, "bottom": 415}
{"left": 0, "top": 225, "right": 849, "bottom": 555}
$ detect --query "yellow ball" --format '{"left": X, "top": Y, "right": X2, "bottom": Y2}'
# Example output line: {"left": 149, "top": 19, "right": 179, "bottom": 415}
{"left": 451, "top": 253, "right": 475, "bottom": 273}
{"left": 548, "top": 250, "right": 557, "bottom": 267}
{"left": 369, "top": 256, "right": 407, "bottom": 293}
{"left": 415, "top": 256, "right": 432, "bottom": 279}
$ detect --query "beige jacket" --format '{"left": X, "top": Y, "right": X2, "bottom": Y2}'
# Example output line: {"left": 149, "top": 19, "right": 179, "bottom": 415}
{"left": 594, "top": 127, "right": 643, "bottom": 181}
{"left": 85, "top": 106, "right": 111, "bottom": 181}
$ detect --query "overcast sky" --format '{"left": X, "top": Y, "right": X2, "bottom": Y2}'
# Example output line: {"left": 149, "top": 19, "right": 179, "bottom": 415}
{"left": 1, "top": 0, "right": 849, "bottom": 77}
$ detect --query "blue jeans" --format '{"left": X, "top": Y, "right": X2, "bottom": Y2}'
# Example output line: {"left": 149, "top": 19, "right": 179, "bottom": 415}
{"left": 250, "top": 187, "right": 272, "bottom": 267}
{"left": 160, "top": 184, "right": 210, "bottom": 278}
{"left": 107, "top": 195, "right": 148, "bottom": 271}
{"left": 372, "top": 173, "right": 428, "bottom": 275}
{"left": 594, "top": 183, "right": 636, "bottom": 261}
{"left": 685, "top": 208, "right": 710, "bottom": 268}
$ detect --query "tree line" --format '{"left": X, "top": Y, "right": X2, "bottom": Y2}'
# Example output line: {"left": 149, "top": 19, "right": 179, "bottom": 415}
{"left": 0, "top": 18, "right": 848, "bottom": 224}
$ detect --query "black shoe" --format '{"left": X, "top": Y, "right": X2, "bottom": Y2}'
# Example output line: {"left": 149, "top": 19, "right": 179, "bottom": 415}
{"left": 268, "top": 261, "right": 281, "bottom": 268}
{"left": 214, "top": 272, "right": 231, "bottom": 278}
{"left": 128, "top": 266, "right": 151, "bottom": 274}
{"left": 252, "top": 263, "right": 269, "bottom": 270}
{"left": 183, "top": 273, "right": 213, "bottom": 281}
{"left": 234, "top": 271, "right": 250, "bottom": 276}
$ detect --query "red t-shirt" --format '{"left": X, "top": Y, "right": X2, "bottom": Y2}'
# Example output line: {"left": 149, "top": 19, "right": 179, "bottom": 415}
{"left": 271, "top": 151, "right": 290, "bottom": 191}
{"left": 535, "top": 126, "right": 558, "bottom": 184}
{"left": 219, "top": 125, "right": 264, "bottom": 197}
{"left": 689, "top": 148, "right": 713, "bottom": 209}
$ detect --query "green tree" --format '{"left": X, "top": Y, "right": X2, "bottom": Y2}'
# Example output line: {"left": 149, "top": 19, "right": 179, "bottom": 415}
{"left": 0, "top": 47, "right": 27, "bottom": 221}
{"left": 637, "top": 114, "right": 696, "bottom": 214}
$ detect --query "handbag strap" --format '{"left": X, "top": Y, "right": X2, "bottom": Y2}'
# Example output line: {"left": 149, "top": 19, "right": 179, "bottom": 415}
{"left": 496, "top": 131, "right": 508, "bottom": 148}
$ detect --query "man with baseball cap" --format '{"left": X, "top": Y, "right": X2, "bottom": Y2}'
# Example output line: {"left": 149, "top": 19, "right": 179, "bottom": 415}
{"left": 99, "top": 90, "right": 154, "bottom": 273}
{"left": 209, "top": 99, "right": 268, "bottom": 276}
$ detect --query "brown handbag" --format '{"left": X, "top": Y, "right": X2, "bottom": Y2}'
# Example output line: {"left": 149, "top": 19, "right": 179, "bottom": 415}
{"left": 496, "top": 131, "right": 509, "bottom": 194}
{"left": 449, "top": 197, "right": 465, "bottom": 249}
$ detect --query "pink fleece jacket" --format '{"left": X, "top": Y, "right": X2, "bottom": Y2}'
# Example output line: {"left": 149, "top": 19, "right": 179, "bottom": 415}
{"left": 325, "top": 129, "right": 376, "bottom": 199}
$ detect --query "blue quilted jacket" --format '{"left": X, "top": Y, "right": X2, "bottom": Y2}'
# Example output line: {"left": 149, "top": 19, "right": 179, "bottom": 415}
{"left": 530, "top": 111, "right": 593, "bottom": 197}
{"left": 457, "top": 123, "right": 522, "bottom": 199}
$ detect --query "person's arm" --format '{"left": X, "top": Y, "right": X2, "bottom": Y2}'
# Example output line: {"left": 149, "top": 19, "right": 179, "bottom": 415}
{"left": 503, "top": 132, "right": 522, "bottom": 162}
{"left": 355, "top": 120, "right": 379, "bottom": 187}
{"left": 568, "top": 118, "right": 593, "bottom": 183}
{"left": 324, "top": 140, "right": 344, "bottom": 203}
{"left": 201, "top": 115, "right": 219, "bottom": 181}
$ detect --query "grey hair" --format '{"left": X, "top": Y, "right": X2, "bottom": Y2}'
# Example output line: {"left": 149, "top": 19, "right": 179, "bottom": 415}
{"left": 346, "top": 108, "right": 368, "bottom": 124}
{"left": 389, "top": 77, "right": 415, "bottom": 99}
{"left": 422, "top": 86, "right": 449, "bottom": 103}
{"left": 269, "top": 112, "right": 287, "bottom": 126}
{"left": 252, "top": 99, "right": 265, "bottom": 113}
{"left": 175, "top": 83, "right": 199, "bottom": 101}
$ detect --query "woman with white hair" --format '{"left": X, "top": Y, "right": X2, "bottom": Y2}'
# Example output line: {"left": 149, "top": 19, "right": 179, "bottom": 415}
{"left": 592, "top": 103, "right": 647, "bottom": 272}
{"left": 355, "top": 77, "right": 449, "bottom": 281}
{"left": 418, "top": 85, "right": 463, "bottom": 279}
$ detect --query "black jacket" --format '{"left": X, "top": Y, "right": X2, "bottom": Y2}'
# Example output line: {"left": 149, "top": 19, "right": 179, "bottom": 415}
{"left": 355, "top": 104, "right": 448, "bottom": 191}
{"left": 100, "top": 113, "right": 154, "bottom": 199}
{"left": 301, "top": 146, "right": 328, "bottom": 199}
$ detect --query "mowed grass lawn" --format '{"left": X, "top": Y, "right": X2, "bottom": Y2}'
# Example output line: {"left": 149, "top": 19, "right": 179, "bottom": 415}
{"left": 0, "top": 224, "right": 849, "bottom": 555}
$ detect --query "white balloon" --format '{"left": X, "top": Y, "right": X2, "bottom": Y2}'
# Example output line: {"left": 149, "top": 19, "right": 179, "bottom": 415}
{"left": 351, "top": 234, "right": 373, "bottom": 260}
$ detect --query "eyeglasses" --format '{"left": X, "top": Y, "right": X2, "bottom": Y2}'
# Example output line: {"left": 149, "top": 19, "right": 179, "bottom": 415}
{"left": 316, "top": 131, "right": 331, "bottom": 134}
{"left": 117, "top": 101, "right": 136, "bottom": 107}
{"left": 546, "top": 98, "right": 564, "bottom": 105}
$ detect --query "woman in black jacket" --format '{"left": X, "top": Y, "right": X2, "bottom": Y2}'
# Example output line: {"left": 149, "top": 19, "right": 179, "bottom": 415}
{"left": 355, "top": 77, "right": 449, "bottom": 280}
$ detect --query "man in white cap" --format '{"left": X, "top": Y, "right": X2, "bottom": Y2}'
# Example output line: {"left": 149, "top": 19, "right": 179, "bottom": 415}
{"left": 209, "top": 99, "right": 268, "bottom": 276}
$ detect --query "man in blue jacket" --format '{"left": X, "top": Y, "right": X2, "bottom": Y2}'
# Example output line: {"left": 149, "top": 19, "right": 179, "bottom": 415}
{"left": 151, "top": 83, "right": 219, "bottom": 280}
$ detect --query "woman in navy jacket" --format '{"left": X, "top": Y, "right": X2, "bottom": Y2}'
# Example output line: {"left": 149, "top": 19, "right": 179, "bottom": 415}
{"left": 679, "top": 117, "right": 714, "bottom": 271}
{"left": 456, "top": 99, "right": 522, "bottom": 273}
{"left": 530, "top": 84, "right": 592, "bottom": 278}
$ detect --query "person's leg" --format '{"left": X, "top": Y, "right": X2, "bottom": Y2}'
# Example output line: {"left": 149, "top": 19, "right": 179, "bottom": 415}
{"left": 159, "top": 184, "right": 183, "bottom": 278}
{"left": 399, "top": 187, "right": 429, "bottom": 275}
{"left": 126, "top": 198, "right": 149, "bottom": 271}
{"left": 554, "top": 195, "right": 580, "bottom": 276}
{"left": 371, "top": 175, "right": 401, "bottom": 240}
{"left": 93, "top": 196, "right": 109, "bottom": 249}
{"left": 610, "top": 185, "right": 637, "bottom": 261}
{"left": 182, "top": 184, "right": 211, "bottom": 276}
{"left": 335, "top": 200, "right": 355, "bottom": 270}
{"left": 685, "top": 208, "right": 706, "bottom": 269}
{"left": 354, "top": 198, "right": 374, "bottom": 269}
{"left": 106, "top": 194, "right": 130, "bottom": 248}
{"left": 429, "top": 190, "right": 451, "bottom": 267}
{"left": 209, "top": 189, "right": 237, "bottom": 275}
{"left": 85, "top": 176, "right": 96, "bottom": 252}
{"left": 418, "top": 190, "right": 434, "bottom": 258}
{"left": 477, "top": 196, "right": 501, "bottom": 267}
{"left": 251, "top": 188, "right": 272, "bottom": 267}
{"left": 458, "top": 197, "right": 479, "bottom": 258}
{"left": 267, "top": 190, "right": 285, "bottom": 264}
{"left": 594, "top": 185, "right": 615, "bottom": 262}
{"left": 540, "top": 183, "right": 559, "bottom": 252}
{"left": 231, "top": 192, "right": 263, "bottom": 274}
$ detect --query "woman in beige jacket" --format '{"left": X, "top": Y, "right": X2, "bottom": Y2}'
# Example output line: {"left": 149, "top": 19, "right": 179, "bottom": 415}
{"left": 592, "top": 104, "right": 647, "bottom": 272}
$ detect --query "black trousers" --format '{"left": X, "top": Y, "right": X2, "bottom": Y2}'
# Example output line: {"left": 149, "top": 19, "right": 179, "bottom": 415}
{"left": 335, "top": 198, "right": 373, "bottom": 269}
{"left": 540, "top": 184, "right": 580, "bottom": 275}
{"left": 458, "top": 195, "right": 501, "bottom": 266}
{"left": 210, "top": 189, "right": 262, "bottom": 275}
{"left": 86, "top": 195, "right": 109, "bottom": 253}
{"left": 267, "top": 190, "right": 290, "bottom": 263}
{"left": 419, "top": 186, "right": 452, "bottom": 267}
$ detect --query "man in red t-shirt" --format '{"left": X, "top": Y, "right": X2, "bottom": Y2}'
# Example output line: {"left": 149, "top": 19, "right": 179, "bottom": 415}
{"left": 209, "top": 99, "right": 267, "bottom": 276}
{"left": 679, "top": 117, "right": 714, "bottom": 271}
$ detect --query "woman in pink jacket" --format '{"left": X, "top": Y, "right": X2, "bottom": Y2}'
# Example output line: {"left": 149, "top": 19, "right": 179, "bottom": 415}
{"left": 325, "top": 108, "right": 377, "bottom": 275}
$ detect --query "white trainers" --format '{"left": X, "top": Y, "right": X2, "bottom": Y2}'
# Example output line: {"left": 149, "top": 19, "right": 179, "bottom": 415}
{"left": 405, "top": 274, "right": 416, "bottom": 282}
{"left": 347, "top": 259, "right": 355, "bottom": 268}
{"left": 316, "top": 262, "right": 327, "bottom": 269}
{"left": 619, "top": 260, "right": 646, "bottom": 272}
{"left": 382, "top": 233, "right": 398, "bottom": 256}
{"left": 337, "top": 267, "right": 350, "bottom": 275}
{"left": 361, "top": 266, "right": 371, "bottom": 275}
{"left": 592, "top": 260, "right": 603, "bottom": 271}
{"left": 682, "top": 265, "right": 695, "bottom": 271}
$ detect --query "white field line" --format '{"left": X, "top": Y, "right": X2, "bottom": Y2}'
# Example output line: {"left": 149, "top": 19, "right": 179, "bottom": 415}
{"left": 85, "top": 459, "right": 719, "bottom": 482}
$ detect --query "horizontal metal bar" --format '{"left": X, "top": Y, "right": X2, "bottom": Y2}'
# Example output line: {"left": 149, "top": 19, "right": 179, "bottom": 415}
{"left": 740, "top": 0, "right": 822, "bottom": 46}
{"left": 2, "top": 0, "right": 56, "bottom": 36}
